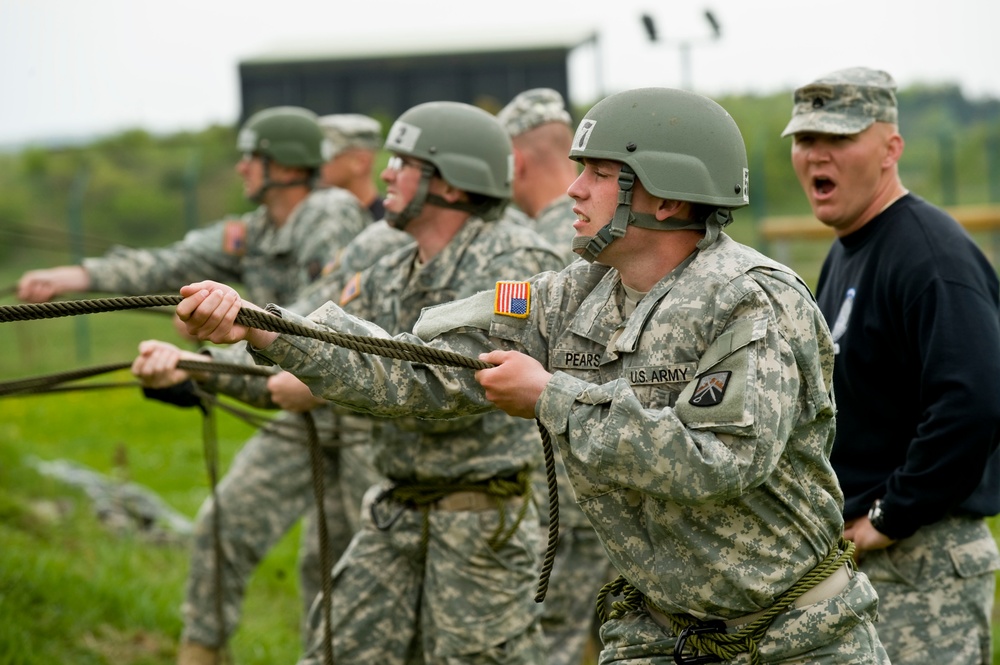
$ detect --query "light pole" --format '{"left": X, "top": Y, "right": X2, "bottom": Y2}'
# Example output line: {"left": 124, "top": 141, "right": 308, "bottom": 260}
{"left": 641, "top": 10, "right": 722, "bottom": 91}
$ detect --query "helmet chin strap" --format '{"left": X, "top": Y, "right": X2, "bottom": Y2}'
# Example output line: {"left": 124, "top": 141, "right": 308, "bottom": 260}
{"left": 247, "top": 157, "right": 314, "bottom": 204}
{"left": 576, "top": 166, "right": 638, "bottom": 263}
{"left": 386, "top": 163, "right": 437, "bottom": 230}
{"left": 574, "top": 165, "right": 709, "bottom": 263}
{"left": 386, "top": 163, "right": 507, "bottom": 229}
{"left": 696, "top": 209, "right": 733, "bottom": 250}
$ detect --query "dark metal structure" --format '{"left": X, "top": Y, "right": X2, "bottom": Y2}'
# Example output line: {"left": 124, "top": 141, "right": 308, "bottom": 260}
{"left": 238, "top": 27, "right": 597, "bottom": 126}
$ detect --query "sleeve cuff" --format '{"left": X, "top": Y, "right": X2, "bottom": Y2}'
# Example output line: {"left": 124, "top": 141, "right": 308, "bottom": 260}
{"left": 537, "top": 371, "right": 590, "bottom": 436}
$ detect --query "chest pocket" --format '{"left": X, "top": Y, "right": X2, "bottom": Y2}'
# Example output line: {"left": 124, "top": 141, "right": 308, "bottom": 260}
{"left": 674, "top": 317, "right": 767, "bottom": 434}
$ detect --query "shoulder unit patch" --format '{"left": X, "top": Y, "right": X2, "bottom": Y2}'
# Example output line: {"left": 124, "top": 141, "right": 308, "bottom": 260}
{"left": 689, "top": 371, "right": 731, "bottom": 407}
{"left": 494, "top": 281, "right": 530, "bottom": 319}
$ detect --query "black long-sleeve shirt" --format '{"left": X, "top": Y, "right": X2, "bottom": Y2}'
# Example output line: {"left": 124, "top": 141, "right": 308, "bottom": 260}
{"left": 817, "top": 193, "right": 1000, "bottom": 540}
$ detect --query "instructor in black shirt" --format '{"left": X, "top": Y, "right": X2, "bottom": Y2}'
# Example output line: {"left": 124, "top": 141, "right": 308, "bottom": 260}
{"left": 783, "top": 66, "right": 1000, "bottom": 665}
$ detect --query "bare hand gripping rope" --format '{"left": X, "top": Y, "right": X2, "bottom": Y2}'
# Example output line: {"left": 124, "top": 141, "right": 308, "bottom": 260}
{"left": 0, "top": 295, "right": 560, "bottom": 603}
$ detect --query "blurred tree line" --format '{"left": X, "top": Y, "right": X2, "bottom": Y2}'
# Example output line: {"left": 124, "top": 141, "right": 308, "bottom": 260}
{"left": 0, "top": 125, "right": 250, "bottom": 266}
{"left": 1, "top": 83, "right": 998, "bottom": 267}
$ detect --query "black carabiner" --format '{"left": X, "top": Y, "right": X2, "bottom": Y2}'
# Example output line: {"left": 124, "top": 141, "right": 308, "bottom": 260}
{"left": 673, "top": 620, "right": 725, "bottom": 665}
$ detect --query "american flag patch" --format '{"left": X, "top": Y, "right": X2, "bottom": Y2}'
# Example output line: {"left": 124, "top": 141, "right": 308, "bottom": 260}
{"left": 222, "top": 220, "right": 247, "bottom": 256}
{"left": 494, "top": 281, "right": 530, "bottom": 318}
{"left": 339, "top": 272, "right": 362, "bottom": 306}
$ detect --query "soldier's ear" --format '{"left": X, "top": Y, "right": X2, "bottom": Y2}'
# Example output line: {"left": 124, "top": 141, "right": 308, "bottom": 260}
{"left": 437, "top": 181, "right": 465, "bottom": 204}
{"left": 883, "top": 132, "right": 905, "bottom": 168}
{"left": 655, "top": 198, "right": 686, "bottom": 221}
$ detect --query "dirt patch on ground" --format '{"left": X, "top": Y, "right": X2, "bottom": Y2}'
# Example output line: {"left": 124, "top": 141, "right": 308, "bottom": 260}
{"left": 81, "top": 625, "right": 175, "bottom": 663}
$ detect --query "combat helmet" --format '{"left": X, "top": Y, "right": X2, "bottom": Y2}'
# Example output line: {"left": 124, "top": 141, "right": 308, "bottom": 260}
{"left": 237, "top": 106, "right": 332, "bottom": 168}
{"left": 568, "top": 87, "right": 750, "bottom": 262}
{"left": 383, "top": 101, "right": 512, "bottom": 228}
{"left": 236, "top": 106, "right": 331, "bottom": 202}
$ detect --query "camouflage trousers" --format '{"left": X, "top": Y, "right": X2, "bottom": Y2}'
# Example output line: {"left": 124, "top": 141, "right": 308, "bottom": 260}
{"left": 298, "top": 482, "right": 547, "bottom": 665}
{"left": 596, "top": 569, "right": 888, "bottom": 664}
{"left": 540, "top": 526, "right": 615, "bottom": 665}
{"left": 182, "top": 408, "right": 380, "bottom": 648}
{"left": 858, "top": 514, "right": 1000, "bottom": 665}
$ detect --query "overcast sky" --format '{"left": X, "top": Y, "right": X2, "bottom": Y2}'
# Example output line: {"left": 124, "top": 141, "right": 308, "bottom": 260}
{"left": 1, "top": 0, "right": 998, "bottom": 147}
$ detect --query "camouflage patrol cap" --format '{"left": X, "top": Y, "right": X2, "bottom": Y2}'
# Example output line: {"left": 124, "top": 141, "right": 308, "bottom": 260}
{"left": 781, "top": 67, "right": 898, "bottom": 137}
{"left": 318, "top": 114, "right": 383, "bottom": 157}
{"left": 497, "top": 88, "right": 573, "bottom": 137}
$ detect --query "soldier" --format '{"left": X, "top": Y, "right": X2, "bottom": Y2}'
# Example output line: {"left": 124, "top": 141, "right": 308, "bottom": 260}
{"left": 16, "top": 105, "right": 369, "bottom": 665}
{"left": 498, "top": 87, "right": 614, "bottom": 665}
{"left": 318, "top": 113, "right": 386, "bottom": 222}
{"left": 173, "top": 100, "right": 565, "bottom": 663}
{"left": 177, "top": 87, "right": 891, "bottom": 664}
{"left": 134, "top": 221, "right": 411, "bottom": 665}
{"left": 498, "top": 87, "right": 580, "bottom": 265}
{"left": 16, "top": 106, "right": 366, "bottom": 308}
{"left": 782, "top": 67, "right": 1000, "bottom": 664}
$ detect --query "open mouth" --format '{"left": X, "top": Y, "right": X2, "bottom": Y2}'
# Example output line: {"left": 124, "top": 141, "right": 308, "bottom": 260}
{"left": 814, "top": 176, "right": 835, "bottom": 196}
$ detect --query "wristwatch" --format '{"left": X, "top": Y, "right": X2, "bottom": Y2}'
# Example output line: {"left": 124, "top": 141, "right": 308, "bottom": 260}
{"left": 867, "top": 499, "right": 887, "bottom": 533}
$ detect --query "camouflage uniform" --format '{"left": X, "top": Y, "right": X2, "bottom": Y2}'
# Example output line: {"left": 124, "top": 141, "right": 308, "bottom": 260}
{"left": 247, "top": 230, "right": 886, "bottom": 664}
{"left": 526, "top": 193, "right": 611, "bottom": 665}
{"left": 84, "top": 187, "right": 366, "bottom": 304}
{"left": 273, "top": 215, "right": 563, "bottom": 664}
{"left": 183, "top": 220, "right": 408, "bottom": 648}
{"left": 499, "top": 87, "right": 611, "bottom": 665}
{"left": 92, "top": 184, "right": 369, "bottom": 650}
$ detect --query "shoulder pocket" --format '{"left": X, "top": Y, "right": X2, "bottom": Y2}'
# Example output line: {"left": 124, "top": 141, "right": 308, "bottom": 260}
{"left": 413, "top": 290, "right": 494, "bottom": 341}
{"left": 673, "top": 317, "right": 767, "bottom": 432}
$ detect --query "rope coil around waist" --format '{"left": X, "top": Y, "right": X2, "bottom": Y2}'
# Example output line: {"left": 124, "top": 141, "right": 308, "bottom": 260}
{"left": 374, "top": 471, "right": 533, "bottom": 551}
{"left": 596, "top": 537, "right": 856, "bottom": 665}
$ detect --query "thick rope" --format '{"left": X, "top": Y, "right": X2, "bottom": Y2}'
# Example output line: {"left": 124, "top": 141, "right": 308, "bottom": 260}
{"left": 301, "top": 412, "right": 335, "bottom": 665}
{"left": 1, "top": 296, "right": 560, "bottom": 601}
{"left": 0, "top": 359, "right": 274, "bottom": 397}
{"left": 193, "top": 385, "right": 231, "bottom": 664}
{"left": 597, "top": 538, "right": 856, "bottom": 665}
{"left": 11, "top": 381, "right": 142, "bottom": 394}
{"left": 534, "top": 420, "right": 559, "bottom": 604}
{"left": 0, "top": 360, "right": 387, "bottom": 449}
{"left": 0, "top": 297, "right": 490, "bottom": 371}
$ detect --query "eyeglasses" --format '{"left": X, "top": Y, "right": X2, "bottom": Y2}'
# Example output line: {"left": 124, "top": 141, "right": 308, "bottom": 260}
{"left": 386, "top": 155, "right": 427, "bottom": 173}
{"left": 240, "top": 151, "right": 261, "bottom": 163}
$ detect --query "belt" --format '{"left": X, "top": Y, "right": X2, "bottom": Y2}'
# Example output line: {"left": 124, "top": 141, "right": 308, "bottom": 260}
{"left": 371, "top": 487, "right": 524, "bottom": 530}
{"left": 647, "top": 563, "right": 854, "bottom": 631}
{"left": 431, "top": 491, "right": 522, "bottom": 512}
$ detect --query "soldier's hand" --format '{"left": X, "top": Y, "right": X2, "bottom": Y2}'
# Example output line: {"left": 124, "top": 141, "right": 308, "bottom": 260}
{"left": 177, "top": 281, "right": 279, "bottom": 348}
{"left": 17, "top": 266, "right": 90, "bottom": 303}
{"left": 268, "top": 371, "right": 326, "bottom": 413}
{"left": 178, "top": 281, "right": 251, "bottom": 345}
{"left": 475, "top": 349, "right": 552, "bottom": 419}
{"left": 131, "top": 339, "right": 209, "bottom": 387}
{"left": 843, "top": 517, "right": 895, "bottom": 563}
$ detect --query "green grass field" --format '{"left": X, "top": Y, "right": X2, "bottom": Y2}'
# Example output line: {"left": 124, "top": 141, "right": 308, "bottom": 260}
{"left": 0, "top": 250, "right": 306, "bottom": 664}
{"left": 0, "top": 378, "right": 304, "bottom": 664}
